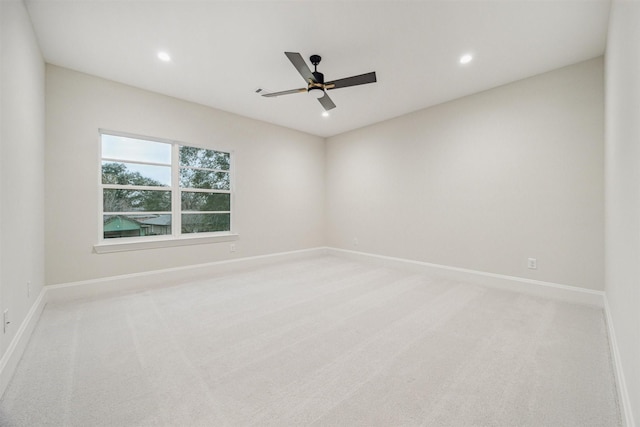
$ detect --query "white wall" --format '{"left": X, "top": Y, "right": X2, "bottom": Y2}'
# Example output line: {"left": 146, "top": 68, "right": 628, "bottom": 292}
{"left": 605, "top": 1, "right": 640, "bottom": 425}
{"left": 45, "top": 65, "right": 325, "bottom": 285}
{"left": 0, "top": 0, "right": 46, "bottom": 358}
{"left": 326, "top": 58, "right": 604, "bottom": 290}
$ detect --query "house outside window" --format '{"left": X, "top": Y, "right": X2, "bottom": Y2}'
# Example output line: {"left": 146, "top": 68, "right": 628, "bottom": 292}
{"left": 100, "top": 131, "right": 232, "bottom": 241}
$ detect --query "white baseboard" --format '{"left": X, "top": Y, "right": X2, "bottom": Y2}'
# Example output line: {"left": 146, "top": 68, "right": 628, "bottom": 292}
{"left": 604, "top": 295, "right": 636, "bottom": 427}
{"left": 45, "top": 246, "right": 604, "bottom": 307}
{"left": 0, "top": 287, "right": 47, "bottom": 399}
{"left": 325, "top": 247, "right": 605, "bottom": 307}
{"left": 46, "top": 247, "right": 327, "bottom": 303}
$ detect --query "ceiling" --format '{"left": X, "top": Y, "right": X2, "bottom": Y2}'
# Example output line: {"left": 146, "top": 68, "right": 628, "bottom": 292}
{"left": 25, "top": 0, "right": 611, "bottom": 138}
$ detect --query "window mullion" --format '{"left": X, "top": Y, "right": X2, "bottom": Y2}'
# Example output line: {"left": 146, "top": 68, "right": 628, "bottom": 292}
{"left": 172, "top": 144, "right": 181, "bottom": 237}
{"left": 181, "top": 211, "right": 231, "bottom": 214}
{"left": 102, "top": 157, "right": 170, "bottom": 168}
{"left": 180, "top": 188, "right": 231, "bottom": 194}
{"left": 180, "top": 165, "right": 229, "bottom": 173}
{"left": 103, "top": 211, "right": 172, "bottom": 216}
{"left": 102, "top": 184, "right": 170, "bottom": 191}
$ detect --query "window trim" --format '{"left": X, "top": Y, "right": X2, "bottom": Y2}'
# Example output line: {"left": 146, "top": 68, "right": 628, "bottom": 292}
{"left": 93, "top": 233, "right": 239, "bottom": 254}
{"left": 95, "top": 129, "right": 237, "bottom": 253}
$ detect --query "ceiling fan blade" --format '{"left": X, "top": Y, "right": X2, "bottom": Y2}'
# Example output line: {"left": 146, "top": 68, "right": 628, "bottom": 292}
{"left": 261, "top": 88, "right": 306, "bottom": 97}
{"left": 326, "top": 71, "right": 377, "bottom": 90}
{"left": 285, "top": 52, "right": 315, "bottom": 83}
{"left": 318, "top": 93, "right": 336, "bottom": 111}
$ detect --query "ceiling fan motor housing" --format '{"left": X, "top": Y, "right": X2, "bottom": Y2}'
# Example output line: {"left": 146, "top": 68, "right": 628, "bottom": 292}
{"left": 312, "top": 71, "right": 324, "bottom": 84}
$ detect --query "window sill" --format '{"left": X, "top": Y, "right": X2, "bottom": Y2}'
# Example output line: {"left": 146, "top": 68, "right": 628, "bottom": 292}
{"left": 93, "top": 233, "right": 239, "bottom": 254}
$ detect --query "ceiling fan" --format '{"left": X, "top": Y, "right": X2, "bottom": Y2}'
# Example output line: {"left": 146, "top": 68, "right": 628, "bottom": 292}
{"left": 261, "top": 52, "right": 377, "bottom": 111}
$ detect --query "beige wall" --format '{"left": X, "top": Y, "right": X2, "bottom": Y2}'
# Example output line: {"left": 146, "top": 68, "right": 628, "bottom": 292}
{"left": 45, "top": 65, "right": 325, "bottom": 284}
{"left": 326, "top": 58, "right": 604, "bottom": 290}
{"left": 0, "top": 0, "right": 46, "bottom": 355}
{"left": 605, "top": 1, "right": 640, "bottom": 425}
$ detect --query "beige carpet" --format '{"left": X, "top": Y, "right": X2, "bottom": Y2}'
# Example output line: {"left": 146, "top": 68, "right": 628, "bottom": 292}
{"left": 0, "top": 255, "right": 621, "bottom": 426}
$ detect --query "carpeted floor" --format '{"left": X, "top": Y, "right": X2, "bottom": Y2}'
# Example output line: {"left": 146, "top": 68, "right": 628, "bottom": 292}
{"left": 0, "top": 255, "right": 621, "bottom": 426}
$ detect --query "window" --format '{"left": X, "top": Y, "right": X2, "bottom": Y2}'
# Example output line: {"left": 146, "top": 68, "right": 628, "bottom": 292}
{"left": 100, "top": 131, "right": 232, "bottom": 242}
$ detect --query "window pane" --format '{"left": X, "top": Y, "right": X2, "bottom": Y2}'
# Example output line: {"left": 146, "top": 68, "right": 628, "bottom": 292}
{"left": 179, "top": 146, "right": 230, "bottom": 170}
{"left": 181, "top": 192, "right": 230, "bottom": 211}
{"left": 181, "top": 213, "right": 230, "bottom": 233}
{"left": 102, "top": 134, "right": 171, "bottom": 164}
{"left": 103, "top": 189, "right": 171, "bottom": 212}
{"left": 103, "top": 214, "right": 172, "bottom": 239}
{"left": 102, "top": 161, "right": 171, "bottom": 186}
{"left": 180, "top": 169, "right": 230, "bottom": 190}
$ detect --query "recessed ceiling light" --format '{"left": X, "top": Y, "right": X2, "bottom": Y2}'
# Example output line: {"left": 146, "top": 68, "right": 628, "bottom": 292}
{"left": 459, "top": 54, "right": 473, "bottom": 65}
{"left": 157, "top": 51, "right": 171, "bottom": 62}
{"left": 322, "top": 111, "right": 329, "bottom": 118}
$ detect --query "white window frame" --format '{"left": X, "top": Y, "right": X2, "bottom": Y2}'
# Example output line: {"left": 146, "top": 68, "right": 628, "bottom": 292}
{"left": 94, "top": 130, "right": 238, "bottom": 254}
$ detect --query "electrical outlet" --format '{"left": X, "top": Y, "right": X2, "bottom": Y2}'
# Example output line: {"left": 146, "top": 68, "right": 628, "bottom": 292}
{"left": 3, "top": 309, "right": 9, "bottom": 334}
{"left": 527, "top": 258, "right": 537, "bottom": 270}
{"left": 230, "top": 244, "right": 236, "bottom": 253}
{"left": 353, "top": 237, "right": 358, "bottom": 246}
